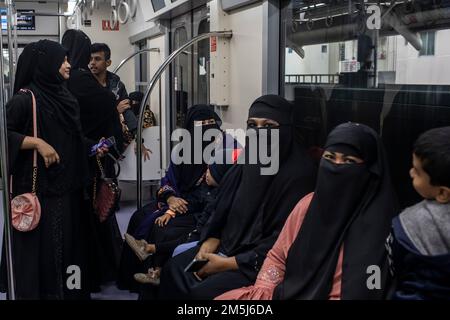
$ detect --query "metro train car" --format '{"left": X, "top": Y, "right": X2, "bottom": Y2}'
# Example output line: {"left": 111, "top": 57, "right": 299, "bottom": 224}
{"left": 0, "top": 0, "right": 449, "bottom": 302}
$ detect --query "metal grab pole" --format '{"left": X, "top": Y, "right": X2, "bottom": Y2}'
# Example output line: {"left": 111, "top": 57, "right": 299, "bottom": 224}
{"left": 136, "top": 31, "right": 232, "bottom": 211}
{"left": 6, "top": 0, "right": 15, "bottom": 98}
{"left": 12, "top": 10, "right": 18, "bottom": 77}
{"left": 112, "top": 48, "right": 160, "bottom": 74}
{"left": 0, "top": 6, "right": 16, "bottom": 299}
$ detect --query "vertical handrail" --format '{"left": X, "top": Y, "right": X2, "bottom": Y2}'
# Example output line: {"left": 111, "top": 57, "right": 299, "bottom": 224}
{"left": 6, "top": 0, "right": 15, "bottom": 98}
{"left": 136, "top": 31, "right": 232, "bottom": 211}
{"left": 0, "top": 2, "right": 16, "bottom": 300}
{"left": 206, "top": 60, "right": 210, "bottom": 105}
{"left": 12, "top": 10, "right": 18, "bottom": 77}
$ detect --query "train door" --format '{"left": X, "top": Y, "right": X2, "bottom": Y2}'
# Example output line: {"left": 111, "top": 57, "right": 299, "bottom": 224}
{"left": 135, "top": 40, "right": 148, "bottom": 93}
{"left": 192, "top": 6, "right": 210, "bottom": 106}
{"left": 170, "top": 6, "right": 210, "bottom": 130}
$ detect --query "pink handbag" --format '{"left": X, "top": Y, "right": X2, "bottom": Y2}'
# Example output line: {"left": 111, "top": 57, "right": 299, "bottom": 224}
{"left": 10, "top": 89, "right": 41, "bottom": 232}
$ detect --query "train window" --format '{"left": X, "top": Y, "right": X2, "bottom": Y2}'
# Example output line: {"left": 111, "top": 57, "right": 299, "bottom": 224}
{"left": 172, "top": 26, "right": 190, "bottom": 128}
{"left": 151, "top": 0, "right": 166, "bottom": 12}
{"left": 281, "top": 0, "right": 450, "bottom": 207}
{"left": 194, "top": 18, "right": 210, "bottom": 105}
{"left": 419, "top": 31, "right": 435, "bottom": 56}
{"left": 135, "top": 40, "right": 148, "bottom": 93}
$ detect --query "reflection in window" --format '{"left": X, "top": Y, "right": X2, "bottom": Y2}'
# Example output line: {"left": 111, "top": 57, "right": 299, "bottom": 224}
{"left": 282, "top": 0, "right": 450, "bottom": 206}
{"left": 419, "top": 31, "right": 435, "bottom": 56}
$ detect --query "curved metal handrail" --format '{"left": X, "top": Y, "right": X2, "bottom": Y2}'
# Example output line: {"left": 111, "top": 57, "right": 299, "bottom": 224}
{"left": 113, "top": 48, "right": 160, "bottom": 74}
{"left": 136, "top": 30, "right": 233, "bottom": 210}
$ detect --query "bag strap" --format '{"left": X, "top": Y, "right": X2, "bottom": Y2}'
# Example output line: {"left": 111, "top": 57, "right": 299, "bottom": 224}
{"left": 20, "top": 89, "right": 38, "bottom": 194}
{"left": 96, "top": 153, "right": 121, "bottom": 179}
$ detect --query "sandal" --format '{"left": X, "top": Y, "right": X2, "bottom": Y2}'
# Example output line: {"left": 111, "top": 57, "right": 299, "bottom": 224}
{"left": 134, "top": 268, "right": 161, "bottom": 285}
{"left": 124, "top": 233, "right": 152, "bottom": 261}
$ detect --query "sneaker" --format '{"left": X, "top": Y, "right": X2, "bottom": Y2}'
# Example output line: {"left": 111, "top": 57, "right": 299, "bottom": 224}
{"left": 134, "top": 272, "right": 160, "bottom": 286}
{"left": 124, "top": 233, "right": 152, "bottom": 261}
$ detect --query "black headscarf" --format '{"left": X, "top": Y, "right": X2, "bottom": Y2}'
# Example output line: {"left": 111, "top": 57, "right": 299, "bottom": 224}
{"left": 61, "top": 29, "right": 91, "bottom": 70}
{"left": 13, "top": 42, "right": 37, "bottom": 94}
{"left": 30, "top": 40, "right": 82, "bottom": 134}
{"left": 11, "top": 40, "right": 87, "bottom": 195}
{"left": 274, "top": 123, "right": 398, "bottom": 300}
{"left": 62, "top": 29, "right": 122, "bottom": 152}
{"left": 203, "top": 95, "right": 317, "bottom": 280}
{"left": 172, "top": 104, "right": 222, "bottom": 193}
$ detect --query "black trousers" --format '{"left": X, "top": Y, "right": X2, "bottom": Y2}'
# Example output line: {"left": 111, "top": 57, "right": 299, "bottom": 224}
{"left": 150, "top": 214, "right": 196, "bottom": 267}
{"left": 158, "top": 246, "right": 252, "bottom": 300}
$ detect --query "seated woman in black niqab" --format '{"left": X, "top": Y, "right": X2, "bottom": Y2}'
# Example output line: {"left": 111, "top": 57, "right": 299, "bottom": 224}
{"left": 0, "top": 40, "right": 90, "bottom": 299}
{"left": 217, "top": 122, "right": 399, "bottom": 300}
{"left": 61, "top": 29, "right": 124, "bottom": 290}
{"left": 157, "top": 95, "right": 318, "bottom": 300}
{"left": 117, "top": 104, "right": 231, "bottom": 291}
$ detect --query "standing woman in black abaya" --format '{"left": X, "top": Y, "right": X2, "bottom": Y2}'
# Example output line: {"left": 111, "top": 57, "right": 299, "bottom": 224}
{"left": 62, "top": 29, "right": 124, "bottom": 291}
{"left": 0, "top": 40, "right": 90, "bottom": 299}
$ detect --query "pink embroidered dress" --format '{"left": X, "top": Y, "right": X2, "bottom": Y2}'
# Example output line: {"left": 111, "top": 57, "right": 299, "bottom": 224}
{"left": 216, "top": 193, "right": 343, "bottom": 300}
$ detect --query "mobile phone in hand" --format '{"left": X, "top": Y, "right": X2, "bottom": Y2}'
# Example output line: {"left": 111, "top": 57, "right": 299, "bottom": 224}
{"left": 89, "top": 136, "right": 116, "bottom": 157}
{"left": 184, "top": 258, "right": 209, "bottom": 273}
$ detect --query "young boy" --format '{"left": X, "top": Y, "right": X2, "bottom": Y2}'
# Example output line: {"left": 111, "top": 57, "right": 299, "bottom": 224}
{"left": 387, "top": 126, "right": 450, "bottom": 300}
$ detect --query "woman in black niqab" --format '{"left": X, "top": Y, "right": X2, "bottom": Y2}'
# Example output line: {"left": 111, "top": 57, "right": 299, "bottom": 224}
{"left": 173, "top": 104, "right": 223, "bottom": 193}
{"left": 0, "top": 40, "right": 89, "bottom": 299}
{"left": 157, "top": 95, "right": 317, "bottom": 299}
{"left": 117, "top": 104, "right": 224, "bottom": 292}
{"left": 274, "top": 122, "right": 398, "bottom": 300}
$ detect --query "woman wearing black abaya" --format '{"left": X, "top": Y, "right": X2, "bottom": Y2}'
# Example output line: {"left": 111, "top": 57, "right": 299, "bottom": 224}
{"left": 117, "top": 105, "right": 226, "bottom": 292}
{"left": 217, "top": 122, "right": 398, "bottom": 300}
{"left": 0, "top": 40, "right": 89, "bottom": 299}
{"left": 157, "top": 95, "right": 317, "bottom": 300}
{"left": 62, "top": 29, "right": 124, "bottom": 158}
{"left": 62, "top": 29, "right": 123, "bottom": 290}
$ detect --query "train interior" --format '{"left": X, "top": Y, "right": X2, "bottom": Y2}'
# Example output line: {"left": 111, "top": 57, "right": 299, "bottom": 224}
{"left": 0, "top": 0, "right": 449, "bottom": 300}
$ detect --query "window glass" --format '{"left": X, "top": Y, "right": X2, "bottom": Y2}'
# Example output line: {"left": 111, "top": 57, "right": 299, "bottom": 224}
{"left": 281, "top": 1, "right": 450, "bottom": 206}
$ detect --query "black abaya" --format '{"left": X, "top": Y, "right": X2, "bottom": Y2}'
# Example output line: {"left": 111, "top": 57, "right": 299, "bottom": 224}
{"left": 0, "top": 40, "right": 89, "bottom": 299}
{"left": 158, "top": 95, "right": 317, "bottom": 299}
{"left": 158, "top": 246, "right": 252, "bottom": 300}
{"left": 117, "top": 105, "right": 223, "bottom": 291}
{"left": 62, "top": 29, "right": 123, "bottom": 289}
{"left": 273, "top": 122, "right": 398, "bottom": 300}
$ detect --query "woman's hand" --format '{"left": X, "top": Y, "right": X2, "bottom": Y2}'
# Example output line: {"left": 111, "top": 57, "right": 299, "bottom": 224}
{"left": 196, "top": 254, "right": 238, "bottom": 279}
{"left": 196, "top": 237, "right": 220, "bottom": 260}
{"left": 35, "top": 138, "right": 60, "bottom": 168}
{"left": 95, "top": 137, "right": 109, "bottom": 157}
{"left": 167, "top": 196, "right": 188, "bottom": 214}
{"left": 155, "top": 213, "right": 172, "bottom": 227}
{"left": 117, "top": 99, "right": 131, "bottom": 114}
